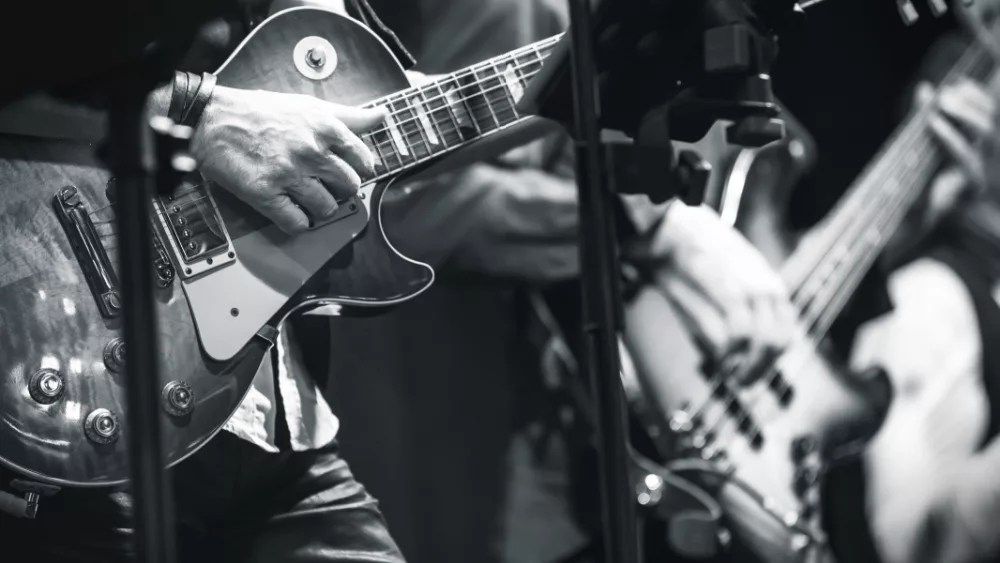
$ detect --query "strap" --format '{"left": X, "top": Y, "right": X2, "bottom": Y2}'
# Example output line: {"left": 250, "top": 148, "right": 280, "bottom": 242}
{"left": 167, "top": 71, "right": 190, "bottom": 123}
{"left": 347, "top": 0, "right": 416, "bottom": 69}
{"left": 180, "top": 72, "right": 217, "bottom": 129}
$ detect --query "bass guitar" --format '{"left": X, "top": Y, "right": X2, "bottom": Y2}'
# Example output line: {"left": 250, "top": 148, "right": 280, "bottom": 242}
{"left": 621, "top": 42, "right": 1000, "bottom": 563}
{"left": 529, "top": 71, "right": 972, "bottom": 559}
{"left": 0, "top": 7, "right": 562, "bottom": 487}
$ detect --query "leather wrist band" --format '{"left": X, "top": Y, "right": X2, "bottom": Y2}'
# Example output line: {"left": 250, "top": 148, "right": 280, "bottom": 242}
{"left": 181, "top": 72, "right": 217, "bottom": 129}
{"left": 167, "top": 71, "right": 189, "bottom": 123}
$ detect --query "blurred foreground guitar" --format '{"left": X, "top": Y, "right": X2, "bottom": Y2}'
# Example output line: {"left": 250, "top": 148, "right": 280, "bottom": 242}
{"left": 619, "top": 41, "right": 1000, "bottom": 563}
{"left": 528, "top": 80, "right": 972, "bottom": 560}
{"left": 0, "top": 7, "right": 564, "bottom": 487}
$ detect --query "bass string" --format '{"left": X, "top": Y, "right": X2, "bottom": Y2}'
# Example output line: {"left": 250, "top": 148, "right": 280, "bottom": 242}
{"left": 689, "top": 39, "right": 990, "bottom": 457}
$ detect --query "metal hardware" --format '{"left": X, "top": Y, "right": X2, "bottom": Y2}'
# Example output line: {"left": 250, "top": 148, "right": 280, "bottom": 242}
{"left": 161, "top": 381, "right": 194, "bottom": 417}
{"left": 1, "top": 480, "right": 60, "bottom": 519}
{"left": 293, "top": 37, "right": 338, "bottom": 80}
{"left": 53, "top": 186, "right": 122, "bottom": 319}
{"left": 104, "top": 338, "right": 126, "bottom": 374}
{"left": 28, "top": 368, "right": 65, "bottom": 404}
{"left": 84, "top": 408, "right": 120, "bottom": 444}
{"left": 151, "top": 179, "right": 236, "bottom": 281}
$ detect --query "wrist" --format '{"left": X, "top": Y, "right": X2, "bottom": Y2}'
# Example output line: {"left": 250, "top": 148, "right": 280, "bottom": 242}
{"left": 189, "top": 85, "right": 238, "bottom": 158}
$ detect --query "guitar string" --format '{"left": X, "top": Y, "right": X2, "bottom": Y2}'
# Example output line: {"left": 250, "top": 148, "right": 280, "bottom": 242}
{"left": 698, "top": 42, "right": 990, "bottom": 460}
{"left": 83, "top": 58, "right": 554, "bottom": 224}
{"left": 774, "top": 49, "right": 1000, "bottom": 440}
{"left": 357, "top": 35, "right": 561, "bottom": 113}
{"left": 679, "top": 42, "right": 983, "bottom": 453}
{"left": 664, "top": 114, "right": 942, "bottom": 518}
{"left": 706, "top": 98, "right": 955, "bottom": 453}
{"left": 742, "top": 41, "right": 998, "bottom": 437}
{"left": 356, "top": 42, "right": 558, "bottom": 144}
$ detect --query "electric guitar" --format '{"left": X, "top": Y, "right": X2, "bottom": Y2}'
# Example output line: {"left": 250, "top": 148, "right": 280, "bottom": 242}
{"left": 0, "top": 7, "right": 563, "bottom": 487}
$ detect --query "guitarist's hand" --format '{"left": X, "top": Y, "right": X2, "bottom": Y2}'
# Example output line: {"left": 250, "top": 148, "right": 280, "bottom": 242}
{"left": 190, "top": 86, "right": 387, "bottom": 234}
{"left": 920, "top": 78, "right": 997, "bottom": 226}
{"left": 628, "top": 204, "right": 796, "bottom": 384}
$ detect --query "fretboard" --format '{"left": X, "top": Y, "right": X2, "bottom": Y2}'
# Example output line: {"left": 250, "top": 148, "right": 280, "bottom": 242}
{"left": 359, "top": 34, "right": 563, "bottom": 181}
{"left": 785, "top": 38, "right": 996, "bottom": 339}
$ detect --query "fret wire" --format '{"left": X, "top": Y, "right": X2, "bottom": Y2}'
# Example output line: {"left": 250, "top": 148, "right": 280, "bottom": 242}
{"left": 451, "top": 75, "right": 484, "bottom": 137}
{"left": 489, "top": 59, "right": 519, "bottom": 120}
{"left": 413, "top": 89, "right": 448, "bottom": 150}
{"left": 355, "top": 34, "right": 561, "bottom": 113}
{"left": 510, "top": 53, "right": 534, "bottom": 99}
{"left": 402, "top": 92, "right": 436, "bottom": 156}
{"left": 362, "top": 58, "right": 548, "bottom": 138}
{"left": 387, "top": 95, "right": 423, "bottom": 161}
{"left": 432, "top": 81, "right": 463, "bottom": 142}
{"left": 353, "top": 43, "right": 562, "bottom": 175}
{"left": 369, "top": 134, "right": 389, "bottom": 172}
{"left": 367, "top": 115, "right": 528, "bottom": 185}
{"left": 367, "top": 64, "right": 546, "bottom": 154}
{"left": 473, "top": 68, "right": 502, "bottom": 129}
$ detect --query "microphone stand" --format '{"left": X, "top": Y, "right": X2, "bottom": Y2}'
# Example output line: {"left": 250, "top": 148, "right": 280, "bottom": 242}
{"left": 103, "top": 63, "right": 182, "bottom": 563}
{"left": 565, "top": 1, "right": 641, "bottom": 562}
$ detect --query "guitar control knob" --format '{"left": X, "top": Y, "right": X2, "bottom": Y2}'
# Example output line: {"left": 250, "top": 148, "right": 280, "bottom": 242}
{"left": 162, "top": 381, "right": 194, "bottom": 417}
{"left": 84, "top": 408, "right": 120, "bottom": 444}
{"left": 28, "top": 369, "right": 65, "bottom": 404}
{"left": 306, "top": 47, "right": 327, "bottom": 68}
{"left": 103, "top": 338, "right": 126, "bottom": 373}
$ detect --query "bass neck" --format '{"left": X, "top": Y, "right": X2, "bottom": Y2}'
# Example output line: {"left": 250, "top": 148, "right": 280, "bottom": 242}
{"left": 781, "top": 38, "right": 997, "bottom": 342}
{"left": 357, "top": 34, "right": 563, "bottom": 182}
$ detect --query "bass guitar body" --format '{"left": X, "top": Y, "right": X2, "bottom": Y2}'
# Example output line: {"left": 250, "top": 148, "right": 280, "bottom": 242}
{"left": 0, "top": 8, "right": 436, "bottom": 487}
{"left": 621, "top": 119, "right": 891, "bottom": 563}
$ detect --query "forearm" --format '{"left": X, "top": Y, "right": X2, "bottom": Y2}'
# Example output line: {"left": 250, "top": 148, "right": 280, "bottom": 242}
{"left": 445, "top": 165, "right": 581, "bottom": 281}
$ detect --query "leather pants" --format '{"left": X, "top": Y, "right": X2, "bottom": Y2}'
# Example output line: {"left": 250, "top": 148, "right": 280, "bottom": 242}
{"left": 0, "top": 432, "right": 406, "bottom": 563}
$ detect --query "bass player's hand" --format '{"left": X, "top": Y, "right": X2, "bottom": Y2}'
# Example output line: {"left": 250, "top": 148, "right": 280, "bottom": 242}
{"left": 627, "top": 203, "right": 797, "bottom": 384}
{"left": 191, "top": 86, "right": 387, "bottom": 234}
{"left": 920, "top": 78, "right": 997, "bottom": 223}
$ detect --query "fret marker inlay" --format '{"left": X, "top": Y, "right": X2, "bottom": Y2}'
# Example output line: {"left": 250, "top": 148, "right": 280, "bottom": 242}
{"left": 386, "top": 113, "right": 410, "bottom": 156}
{"left": 443, "top": 86, "right": 473, "bottom": 129}
{"left": 502, "top": 63, "right": 524, "bottom": 103}
{"left": 410, "top": 95, "right": 440, "bottom": 146}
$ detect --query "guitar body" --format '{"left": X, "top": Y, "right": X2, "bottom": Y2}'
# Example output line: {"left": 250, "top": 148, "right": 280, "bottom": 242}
{"left": 0, "top": 8, "right": 435, "bottom": 487}
{"left": 0, "top": 137, "right": 269, "bottom": 487}
{"left": 623, "top": 290, "right": 886, "bottom": 563}
{"left": 621, "top": 116, "right": 891, "bottom": 562}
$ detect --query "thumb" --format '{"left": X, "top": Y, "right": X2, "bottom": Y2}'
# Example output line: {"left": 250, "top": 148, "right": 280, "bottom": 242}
{"left": 332, "top": 105, "right": 389, "bottom": 133}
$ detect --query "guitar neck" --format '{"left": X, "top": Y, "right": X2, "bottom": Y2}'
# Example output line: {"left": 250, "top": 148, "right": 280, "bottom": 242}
{"left": 783, "top": 39, "right": 996, "bottom": 339}
{"left": 358, "top": 34, "right": 563, "bottom": 181}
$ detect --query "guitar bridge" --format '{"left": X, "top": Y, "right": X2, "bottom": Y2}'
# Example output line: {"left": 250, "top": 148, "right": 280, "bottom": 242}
{"left": 53, "top": 186, "right": 123, "bottom": 319}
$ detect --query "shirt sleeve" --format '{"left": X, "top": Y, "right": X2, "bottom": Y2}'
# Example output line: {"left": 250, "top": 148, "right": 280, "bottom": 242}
{"left": 381, "top": 129, "right": 681, "bottom": 282}
{"left": 381, "top": 132, "right": 582, "bottom": 282}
